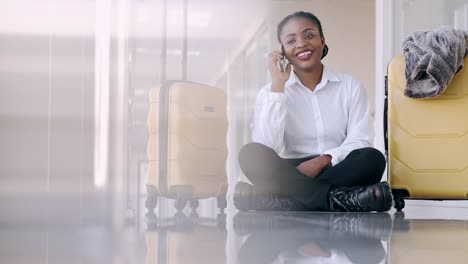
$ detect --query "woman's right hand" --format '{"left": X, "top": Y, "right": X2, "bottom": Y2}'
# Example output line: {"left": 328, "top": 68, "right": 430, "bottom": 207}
{"left": 267, "top": 50, "right": 292, "bottom": 93}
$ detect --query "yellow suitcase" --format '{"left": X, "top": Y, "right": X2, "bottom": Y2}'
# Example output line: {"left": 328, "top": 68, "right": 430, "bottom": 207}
{"left": 146, "top": 81, "right": 228, "bottom": 212}
{"left": 385, "top": 56, "right": 468, "bottom": 211}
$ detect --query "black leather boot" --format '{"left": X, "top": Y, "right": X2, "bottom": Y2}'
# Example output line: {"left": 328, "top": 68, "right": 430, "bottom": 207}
{"left": 329, "top": 182, "right": 393, "bottom": 212}
{"left": 233, "top": 181, "right": 307, "bottom": 211}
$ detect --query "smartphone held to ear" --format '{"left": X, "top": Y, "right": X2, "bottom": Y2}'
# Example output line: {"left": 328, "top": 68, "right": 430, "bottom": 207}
{"left": 278, "top": 58, "right": 288, "bottom": 72}
{"left": 278, "top": 52, "right": 289, "bottom": 72}
{"left": 275, "top": 46, "right": 289, "bottom": 72}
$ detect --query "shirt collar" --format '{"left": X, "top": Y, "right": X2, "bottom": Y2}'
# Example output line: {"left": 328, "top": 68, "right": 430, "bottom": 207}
{"left": 285, "top": 65, "right": 340, "bottom": 91}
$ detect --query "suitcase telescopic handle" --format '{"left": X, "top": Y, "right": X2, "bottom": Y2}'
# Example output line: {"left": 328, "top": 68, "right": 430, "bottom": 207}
{"left": 384, "top": 75, "right": 388, "bottom": 155}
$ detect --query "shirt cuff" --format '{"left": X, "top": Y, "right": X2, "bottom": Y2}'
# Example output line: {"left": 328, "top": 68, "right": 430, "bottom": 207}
{"left": 266, "top": 91, "right": 286, "bottom": 101}
{"left": 322, "top": 150, "right": 341, "bottom": 166}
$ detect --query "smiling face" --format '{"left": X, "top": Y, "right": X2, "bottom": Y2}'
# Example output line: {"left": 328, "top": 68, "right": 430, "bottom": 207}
{"left": 279, "top": 17, "right": 325, "bottom": 72}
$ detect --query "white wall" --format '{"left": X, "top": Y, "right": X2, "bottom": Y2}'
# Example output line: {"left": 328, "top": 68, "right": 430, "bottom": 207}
{"left": 393, "top": 0, "right": 451, "bottom": 55}
{"left": 0, "top": 2, "right": 96, "bottom": 194}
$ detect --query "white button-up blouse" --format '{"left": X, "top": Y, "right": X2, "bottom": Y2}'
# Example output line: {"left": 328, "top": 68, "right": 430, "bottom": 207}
{"left": 252, "top": 67, "right": 372, "bottom": 166}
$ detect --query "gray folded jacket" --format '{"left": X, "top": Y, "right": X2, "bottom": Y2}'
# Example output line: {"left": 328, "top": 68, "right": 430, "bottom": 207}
{"left": 402, "top": 26, "right": 468, "bottom": 99}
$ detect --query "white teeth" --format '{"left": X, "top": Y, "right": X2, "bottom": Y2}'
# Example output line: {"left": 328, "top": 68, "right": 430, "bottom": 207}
{"left": 297, "top": 51, "right": 312, "bottom": 58}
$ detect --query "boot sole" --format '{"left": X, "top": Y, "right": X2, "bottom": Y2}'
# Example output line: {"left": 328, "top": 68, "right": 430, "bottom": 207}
{"left": 233, "top": 182, "right": 255, "bottom": 211}
{"left": 377, "top": 182, "right": 393, "bottom": 212}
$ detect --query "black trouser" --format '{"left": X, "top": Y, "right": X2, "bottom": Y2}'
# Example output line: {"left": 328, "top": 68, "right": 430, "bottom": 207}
{"left": 238, "top": 143, "right": 386, "bottom": 211}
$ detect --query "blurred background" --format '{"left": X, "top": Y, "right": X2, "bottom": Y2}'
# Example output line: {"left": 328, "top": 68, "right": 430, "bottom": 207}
{"left": 1, "top": 0, "right": 467, "bottom": 263}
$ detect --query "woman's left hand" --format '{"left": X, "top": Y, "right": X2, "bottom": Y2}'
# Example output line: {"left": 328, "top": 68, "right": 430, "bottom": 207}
{"left": 296, "top": 155, "right": 332, "bottom": 178}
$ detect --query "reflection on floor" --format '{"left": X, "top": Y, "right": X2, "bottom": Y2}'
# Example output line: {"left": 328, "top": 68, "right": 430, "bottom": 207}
{"left": 233, "top": 211, "right": 391, "bottom": 264}
{"left": 2, "top": 198, "right": 468, "bottom": 264}
{"left": 145, "top": 211, "right": 227, "bottom": 264}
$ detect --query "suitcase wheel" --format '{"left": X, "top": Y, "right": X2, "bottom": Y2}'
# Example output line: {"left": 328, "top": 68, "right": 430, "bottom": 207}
{"left": 170, "top": 185, "right": 193, "bottom": 211}
{"left": 392, "top": 189, "right": 408, "bottom": 212}
{"left": 394, "top": 197, "right": 405, "bottom": 212}
{"left": 189, "top": 199, "right": 200, "bottom": 210}
{"left": 175, "top": 198, "right": 187, "bottom": 211}
{"left": 145, "top": 195, "right": 158, "bottom": 211}
{"left": 145, "top": 184, "right": 160, "bottom": 212}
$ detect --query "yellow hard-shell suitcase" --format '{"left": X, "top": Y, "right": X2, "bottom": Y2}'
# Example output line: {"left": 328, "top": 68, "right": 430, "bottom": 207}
{"left": 385, "top": 56, "right": 468, "bottom": 211}
{"left": 146, "top": 81, "right": 228, "bottom": 211}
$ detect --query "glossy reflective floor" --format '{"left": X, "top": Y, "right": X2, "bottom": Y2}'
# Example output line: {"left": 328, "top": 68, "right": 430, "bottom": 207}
{"left": 2, "top": 196, "right": 468, "bottom": 264}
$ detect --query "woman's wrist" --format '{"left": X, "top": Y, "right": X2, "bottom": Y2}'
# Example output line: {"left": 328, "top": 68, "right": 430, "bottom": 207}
{"left": 321, "top": 154, "right": 332, "bottom": 168}
{"left": 271, "top": 81, "right": 286, "bottom": 93}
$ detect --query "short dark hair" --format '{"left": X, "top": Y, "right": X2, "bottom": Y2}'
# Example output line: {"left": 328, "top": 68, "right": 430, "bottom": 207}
{"left": 276, "top": 11, "right": 324, "bottom": 43}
